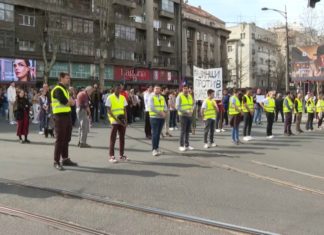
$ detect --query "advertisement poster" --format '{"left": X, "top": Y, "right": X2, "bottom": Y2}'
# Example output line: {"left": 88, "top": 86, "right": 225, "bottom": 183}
{"left": 291, "top": 44, "right": 324, "bottom": 81}
{"left": 193, "top": 66, "right": 222, "bottom": 100}
{"left": 0, "top": 58, "right": 36, "bottom": 82}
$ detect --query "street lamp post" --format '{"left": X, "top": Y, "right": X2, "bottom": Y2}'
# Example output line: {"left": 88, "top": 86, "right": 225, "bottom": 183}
{"left": 262, "top": 5, "right": 289, "bottom": 92}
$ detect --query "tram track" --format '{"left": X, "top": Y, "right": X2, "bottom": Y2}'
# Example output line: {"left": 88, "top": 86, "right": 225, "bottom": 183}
{"left": 0, "top": 178, "right": 278, "bottom": 235}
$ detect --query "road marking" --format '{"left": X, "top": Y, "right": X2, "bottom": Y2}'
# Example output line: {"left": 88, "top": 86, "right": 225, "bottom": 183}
{"left": 251, "top": 160, "right": 324, "bottom": 181}
{"left": 216, "top": 164, "right": 324, "bottom": 197}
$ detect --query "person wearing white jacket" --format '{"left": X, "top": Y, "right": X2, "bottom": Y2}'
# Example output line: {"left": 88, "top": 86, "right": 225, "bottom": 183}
{"left": 7, "top": 82, "right": 16, "bottom": 124}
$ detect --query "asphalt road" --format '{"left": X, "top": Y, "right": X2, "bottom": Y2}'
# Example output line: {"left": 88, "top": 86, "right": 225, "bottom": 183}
{"left": 0, "top": 117, "right": 323, "bottom": 235}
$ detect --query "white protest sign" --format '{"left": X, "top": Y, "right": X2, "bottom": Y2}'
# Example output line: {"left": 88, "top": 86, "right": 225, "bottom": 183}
{"left": 193, "top": 66, "right": 222, "bottom": 100}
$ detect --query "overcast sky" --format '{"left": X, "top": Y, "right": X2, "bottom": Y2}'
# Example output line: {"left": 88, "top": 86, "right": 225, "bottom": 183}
{"left": 187, "top": 0, "right": 324, "bottom": 30}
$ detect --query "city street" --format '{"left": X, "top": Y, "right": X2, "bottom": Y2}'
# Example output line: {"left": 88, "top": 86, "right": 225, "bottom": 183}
{"left": 0, "top": 118, "right": 323, "bottom": 234}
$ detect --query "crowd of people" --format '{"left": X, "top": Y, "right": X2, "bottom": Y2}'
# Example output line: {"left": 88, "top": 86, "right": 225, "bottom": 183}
{"left": 0, "top": 72, "right": 323, "bottom": 170}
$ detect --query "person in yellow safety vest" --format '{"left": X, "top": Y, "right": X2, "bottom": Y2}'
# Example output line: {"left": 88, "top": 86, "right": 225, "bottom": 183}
{"left": 51, "top": 72, "right": 77, "bottom": 171}
{"left": 201, "top": 89, "right": 219, "bottom": 149}
{"left": 316, "top": 93, "right": 324, "bottom": 129}
{"left": 283, "top": 91, "right": 295, "bottom": 136}
{"left": 242, "top": 89, "right": 255, "bottom": 141}
{"left": 261, "top": 91, "right": 276, "bottom": 139}
{"left": 294, "top": 92, "right": 304, "bottom": 133}
{"left": 229, "top": 89, "right": 242, "bottom": 145}
{"left": 176, "top": 85, "right": 195, "bottom": 152}
{"left": 106, "top": 84, "right": 128, "bottom": 163}
{"left": 305, "top": 92, "right": 315, "bottom": 131}
{"left": 149, "top": 85, "right": 167, "bottom": 157}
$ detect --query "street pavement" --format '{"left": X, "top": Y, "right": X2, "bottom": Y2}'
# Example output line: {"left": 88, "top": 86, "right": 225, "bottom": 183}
{"left": 0, "top": 117, "right": 324, "bottom": 235}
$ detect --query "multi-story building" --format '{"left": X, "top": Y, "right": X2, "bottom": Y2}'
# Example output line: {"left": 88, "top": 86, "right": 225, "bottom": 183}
{"left": 0, "top": 0, "right": 181, "bottom": 87}
{"left": 227, "top": 23, "right": 281, "bottom": 90}
{"left": 181, "top": 3, "right": 230, "bottom": 85}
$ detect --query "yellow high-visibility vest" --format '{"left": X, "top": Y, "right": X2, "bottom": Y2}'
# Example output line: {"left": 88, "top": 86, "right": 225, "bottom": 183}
{"left": 306, "top": 98, "right": 315, "bottom": 113}
{"left": 149, "top": 95, "right": 165, "bottom": 118}
{"left": 316, "top": 99, "right": 324, "bottom": 113}
{"left": 283, "top": 96, "right": 293, "bottom": 113}
{"left": 51, "top": 85, "right": 71, "bottom": 114}
{"left": 242, "top": 95, "right": 254, "bottom": 113}
{"left": 203, "top": 99, "right": 217, "bottom": 120}
{"left": 107, "top": 94, "right": 126, "bottom": 124}
{"left": 294, "top": 98, "right": 303, "bottom": 113}
{"left": 177, "top": 93, "right": 193, "bottom": 116}
{"left": 229, "top": 95, "right": 240, "bottom": 115}
{"left": 264, "top": 97, "right": 275, "bottom": 113}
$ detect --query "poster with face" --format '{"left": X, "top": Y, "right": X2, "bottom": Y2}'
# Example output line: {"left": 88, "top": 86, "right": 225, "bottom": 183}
{"left": 0, "top": 58, "right": 36, "bottom": 82}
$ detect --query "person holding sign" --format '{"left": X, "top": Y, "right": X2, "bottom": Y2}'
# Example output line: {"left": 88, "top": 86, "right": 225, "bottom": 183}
{"left": 242, "top": 89, "right": 255, "bottom": 141}
{"left": 201, "top": 89, "right": 219, "bottom": 148}
{"left": 261, "top": 91, "right": 276, "bottom": 139}
{"left": 229, "top": 89, "right": 242, "bottom": 145}
{"left": 176, "top": 85, "right": 195, "bottom": 152}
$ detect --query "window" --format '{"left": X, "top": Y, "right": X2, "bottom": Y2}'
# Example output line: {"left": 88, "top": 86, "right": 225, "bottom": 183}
{"left": 167, "top": 23, "right": 175, "bottom": 31}
{"left": 18, "top": 14, "right": 35, "bottom": 27}
{"left": 197, "top": 32, "right": 201, "bottom": 40}
{"left": 203, "top": 34, "right": 207, "bottom": 42}
{"left": 227, "top": 45, "right": 232, "bottom": 52}
{"left": 61, "top": 16, "right": 72, "bottom": 31}
{"left": 112, "top": 48, "right": 134, "bottom": 61}
{"left": 83, "top": 20, "right": 93, "bottom": 34}
{"left": 73, "top": 18, "right": 83, "bottom": 33}
{"left": 153, "top": 20, "right": 161, "bottom": 29}
{"left": 115, "top": 24, "right": 135, "bottom": 41}
{"left": 186, "top": 29, "right": 191, "bottom": 39}
{"left": 240, "top": 33, "right": 245, "bottom": 39}
{"left": 0, "top": 30, "right": 14, "bottom": 48}
{"left": 0, "top": 3, "right": 14, "bottom": 22}
{"left": 19, "top": 40, "right": 35, "bottom": 52}
{"left": 161, "top": 0, "right": 174, "bottom": 13}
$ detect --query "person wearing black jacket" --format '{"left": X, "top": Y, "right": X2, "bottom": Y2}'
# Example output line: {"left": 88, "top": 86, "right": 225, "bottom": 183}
{"left": 15, "top": 89, "right": 31, "bottom": 143}
{"left": 275, "top": 93, "right": 284, "bottom": 122}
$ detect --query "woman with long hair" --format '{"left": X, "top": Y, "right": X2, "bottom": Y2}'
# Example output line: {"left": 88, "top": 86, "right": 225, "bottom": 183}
{"left": 13, "top": 59, "right": 33, "bottom": 82}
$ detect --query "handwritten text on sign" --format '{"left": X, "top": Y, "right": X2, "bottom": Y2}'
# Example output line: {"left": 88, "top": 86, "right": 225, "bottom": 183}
{"left": 193, "top": 66, "right": 223, "bottom": 100}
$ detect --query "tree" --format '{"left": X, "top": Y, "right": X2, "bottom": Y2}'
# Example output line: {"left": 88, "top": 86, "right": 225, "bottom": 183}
{"left": 40, "top": 11, "right": 61, "bottom": 84}
{"left": 96, "top": 0, "right": 112, "bottom": 91}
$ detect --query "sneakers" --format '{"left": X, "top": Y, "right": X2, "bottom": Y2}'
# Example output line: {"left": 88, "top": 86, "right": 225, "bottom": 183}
{"left": 186, "top": 146, "right": 194, "bottom": 150}
{"left": 221, "top": 129, "right": 226, "bottom": 132}
{"left": 62, "top": 158, "right": 78, "bottom": 166}
{"left": 53, "top": 162, "right": 64, "bottom": 171}
{"left": 204, "top": 143, "right": 210, "bottom": 149}
{"left": 267, "top": 135, "right": 274, "bottom": 139}
{"left": 211, "top": 143, "right": 217, "bottom": 147}
{"left": 215, "top": 129, "right": 221, "bottom": 133}
{"left": 10, "top": 121, "right": 16, "bottom": 125}
{"left": 119, "top": 155, "right": 129, "bottom": 161}
{"left": 169, "top": 127, "right": 174, "bottom": 131}
{"left": 79, "top": 143, "right": 91, "bottom": 148}
{"left": 109, "top": 157, "right": 118, "bottom": 163}
{"left": 243, "top": 136, "right": 250, "bottom": 141}
{"left": 38, "top": 131, "right": 44, "bottom": 135}
{"left": 152, "top": 149, "right": 159, "bottom": 156}
{"left": 179, "top": 146, "right": 186, "bottom": 152}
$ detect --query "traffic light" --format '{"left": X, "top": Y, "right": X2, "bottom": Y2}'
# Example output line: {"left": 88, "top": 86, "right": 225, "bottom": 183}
{"left": 308, "top": 0, "right": 320, "bottom": 8}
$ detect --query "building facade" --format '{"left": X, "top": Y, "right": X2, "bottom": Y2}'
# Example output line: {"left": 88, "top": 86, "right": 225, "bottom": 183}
{"left": 181, "top": 3, "right": 230, "bottom": 85}
{"left": 0, "top": 0, "right": 181, "bottom": 87}
{"left": 227, "top": 23, "right": 281, "bottom": 90}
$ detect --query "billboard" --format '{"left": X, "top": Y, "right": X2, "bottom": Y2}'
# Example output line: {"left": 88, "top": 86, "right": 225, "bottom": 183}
{"left": 0, "top": 58, "right": 36, "bottom": 82}
{"left": 291, "top": 45, "right": 324, "bottom": 81}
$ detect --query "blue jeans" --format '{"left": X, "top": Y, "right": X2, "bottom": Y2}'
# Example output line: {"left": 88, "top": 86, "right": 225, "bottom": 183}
{"left": 232, "top": 127, "right": 239, "bottom": 142}
{"left": 253, "top": 107, "right": 262, "bottom": 124}
{"left": 150, "top": 118, "right": 165, "bottom": 150}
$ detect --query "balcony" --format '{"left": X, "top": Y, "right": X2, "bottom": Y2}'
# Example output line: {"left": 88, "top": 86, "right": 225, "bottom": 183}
{"left": 159, "top": 10, "right": 174, "bottom": 19}
{"left": 159, "top": 28, "right": 175, "bottom": 36}
{"left": 158, "top": 44, "right": 174, "bottom": 54}
{"left": 134, "top": 22, "right": 146, "bottom": 30}
{"left": 112, "top": 0, "right": 136, "bottom": 9}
